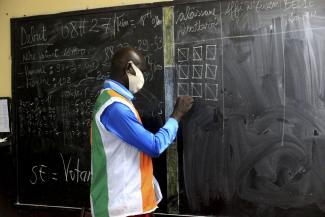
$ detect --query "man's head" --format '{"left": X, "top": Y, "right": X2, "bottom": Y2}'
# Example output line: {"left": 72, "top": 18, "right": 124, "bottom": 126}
{"left": 110, "top": 47, "right": 147, "bottom": 94}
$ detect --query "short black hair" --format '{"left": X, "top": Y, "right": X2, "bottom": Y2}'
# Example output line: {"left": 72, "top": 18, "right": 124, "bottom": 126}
{"left": 110, "top": 47, "right": 143, "bottom": 78}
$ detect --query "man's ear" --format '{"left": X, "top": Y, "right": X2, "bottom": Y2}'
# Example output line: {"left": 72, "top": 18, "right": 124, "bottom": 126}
{"left": 126, "top": 61, "right": 136, "bottom": 75}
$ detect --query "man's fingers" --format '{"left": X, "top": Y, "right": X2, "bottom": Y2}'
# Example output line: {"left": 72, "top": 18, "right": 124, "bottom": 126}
{"left": 182, "top": 96, "right": 193, "bottom": 102}
{"left": 180, "top": 96, "right": 193, "bottom": 112}
{"left": 185, "top": 98, "right": 193, "bottom": 106}
{"left": 172, "top": 96, "right": 194, "bottom": 120}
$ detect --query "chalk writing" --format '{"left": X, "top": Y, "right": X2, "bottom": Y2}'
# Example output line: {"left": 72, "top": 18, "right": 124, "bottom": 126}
{"left": 177, "top": 20, "right": 219, "bottom": 38}
{"left": 176, "top": 6, "right": 219, "bottom": 24}
{"left": 63, "top": 47, "right": 87, "bottom": 57}
{"left": 29, "top": 153, "right": 90, "bottom": 185}
{"left": 138, "top": 10, "right": 162, "bottom": 28}
{"left": 57, "top": 11, "right": 159, "bottom": 41}
{"left": 224, "top": 0, "right": 317, "bottom": 23}
{"left": 60, "top": 153, "right": 90, "bottom": 183}
{"left": 60, "top": 19, "right": 87, "bottom": 39}
{"left": 22, "top": 50, "right": 37, "bottom": 62}
{"left": 21, "top": 46, "right": 89, "bottom": 64}
{"left": 30, "top": 165, "right": 56, "bottom": 184}
{"left": 23, "top": 64, "right": 47, "bottom": 77}
{"left": 283, "top": 0, "right": 315, "bottom": 10}
{"left": 21, "top": 25, "right": 47, "bottom": 46}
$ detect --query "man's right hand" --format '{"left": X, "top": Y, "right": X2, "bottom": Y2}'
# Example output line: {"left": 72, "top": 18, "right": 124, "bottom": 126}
{"left": 171, "top": 96, "right": 194, "bottom": 122}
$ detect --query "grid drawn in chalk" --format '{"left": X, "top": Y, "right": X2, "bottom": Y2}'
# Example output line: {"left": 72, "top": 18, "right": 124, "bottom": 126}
{"left": 206, "top": 45, "right": 217, "bottom": 60}
{"left": 205, "top": 64, "right": 218, "bottom": 79}
{"left": 193, "top": 46, "right": 203, "bottom": 61}
{"left": 191, "top": 83, "right": 202, "bottom": 98}
{"left": 178, "top": 83, "right": 189, "bottom": 96}
{"left": 177, "top": 48, "right": 189, "bottom": 62}
{"left": 192, "top": 65, "right": 203, "bottom": 79}
{"left": 177, "top": 65, "right": 190, "bottom": 79}
{"left": 205, "top": 83, "right": 218, "bottom": 101}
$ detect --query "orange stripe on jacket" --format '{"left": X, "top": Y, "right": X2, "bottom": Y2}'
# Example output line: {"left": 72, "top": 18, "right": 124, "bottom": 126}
{"left": 140, "top": 152, "right": 156, "bottom": 211}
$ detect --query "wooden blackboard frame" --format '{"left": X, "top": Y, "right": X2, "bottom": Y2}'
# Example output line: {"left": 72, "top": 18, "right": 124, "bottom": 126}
{"left": 10, "top": 1, "right": 174, "bottom": 23}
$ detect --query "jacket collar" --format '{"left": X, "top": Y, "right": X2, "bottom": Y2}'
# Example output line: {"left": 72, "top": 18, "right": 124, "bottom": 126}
{"left": 103, "top": 79, "right": 134, "bottom": 101}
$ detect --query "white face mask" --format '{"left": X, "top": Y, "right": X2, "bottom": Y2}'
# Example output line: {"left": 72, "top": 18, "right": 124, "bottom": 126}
{"left": 127, "top": 61, "right": 145, "bottom": 94}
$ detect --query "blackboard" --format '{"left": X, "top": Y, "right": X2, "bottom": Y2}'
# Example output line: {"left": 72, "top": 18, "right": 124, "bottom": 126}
{"left": 11, "top": 0, "right": 325, "bottom": 216}
{"left": 175, "top": 0, "right": 325, "bottom": 216}
{"left": 11, "top": 4, "right": 165, "bottom": 208}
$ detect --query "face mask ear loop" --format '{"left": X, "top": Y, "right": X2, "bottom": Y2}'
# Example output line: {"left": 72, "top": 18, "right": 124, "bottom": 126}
{"left": 126, "top": 61, "right": 145, "bottom": 94}
{"left": 129, "top": 61, "right": 139, "bottom": 74}
{"left": 129, "top": 61, "right": 143, "bottom": 77}
{"left": 127, "top": 61, "right": 134, "bottom": 75}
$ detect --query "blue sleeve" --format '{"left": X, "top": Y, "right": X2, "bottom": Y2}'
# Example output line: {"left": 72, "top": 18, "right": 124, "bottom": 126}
{"left": 100, "top": 102, "right": 179, "bottom": 157}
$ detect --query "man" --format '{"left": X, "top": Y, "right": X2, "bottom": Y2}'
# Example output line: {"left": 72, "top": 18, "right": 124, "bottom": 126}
{"left": 90, "top": 47, "right": 193, "bottom": 217}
